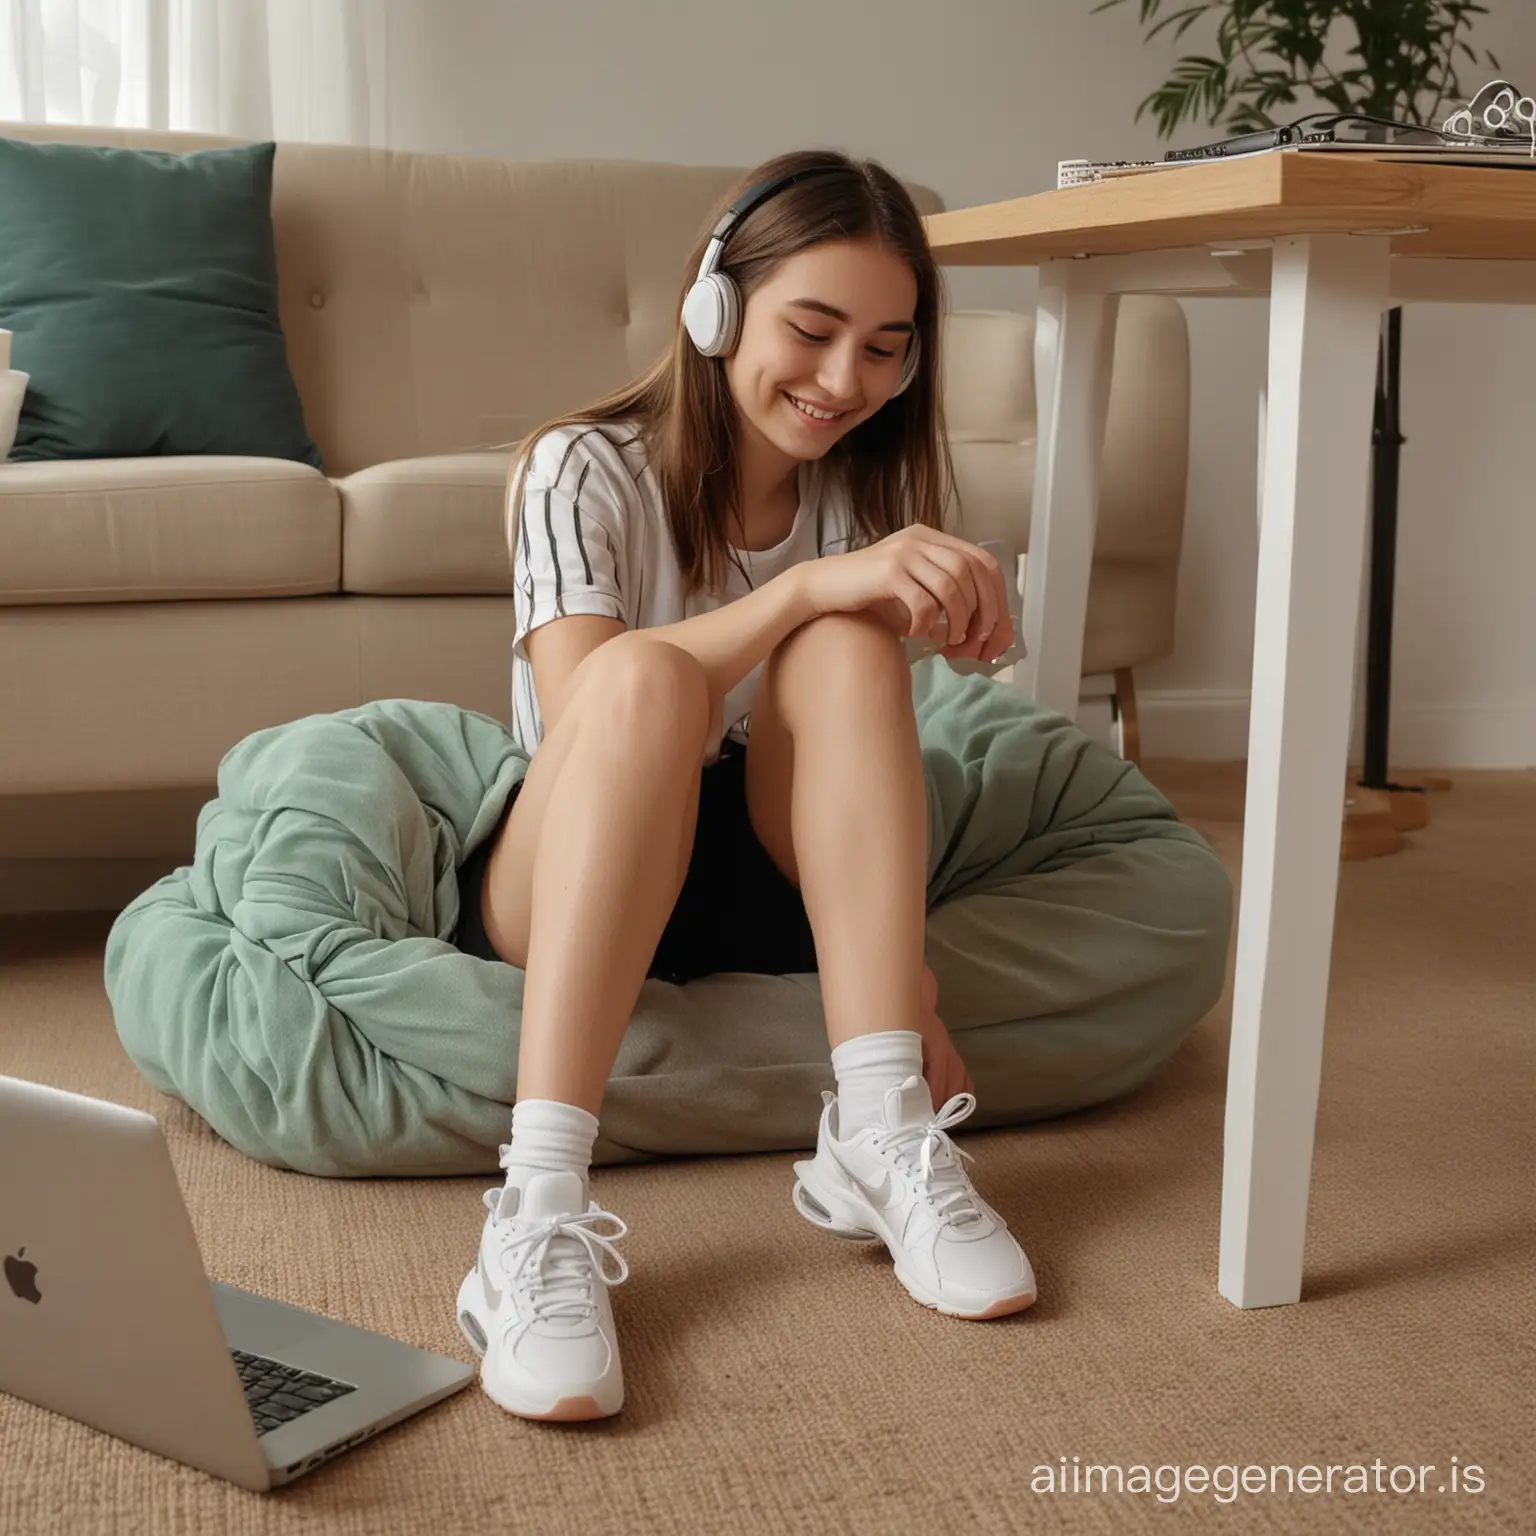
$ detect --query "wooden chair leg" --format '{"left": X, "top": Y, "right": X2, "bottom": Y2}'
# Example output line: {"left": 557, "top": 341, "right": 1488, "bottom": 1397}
{"left": 1112, "top": 667, "right": 1141, "bottom": 764}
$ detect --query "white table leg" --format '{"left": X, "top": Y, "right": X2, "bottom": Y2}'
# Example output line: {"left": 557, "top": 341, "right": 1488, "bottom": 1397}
{"left": 1256, "top": 384, "right": 1267, "bottom": 533}
{"left": 1220, "top": 235, "right": 1390, "bottom": 1308}
{"left": 1016, "top": 268, "right": 1118, "bottom": 719}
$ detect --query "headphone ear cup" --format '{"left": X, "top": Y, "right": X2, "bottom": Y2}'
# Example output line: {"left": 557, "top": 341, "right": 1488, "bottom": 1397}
{"left": 683, "top": 272, "right": 743, "bottom": 358}
{"left": 892, "top": 334, "right": 920, "bottom": 397}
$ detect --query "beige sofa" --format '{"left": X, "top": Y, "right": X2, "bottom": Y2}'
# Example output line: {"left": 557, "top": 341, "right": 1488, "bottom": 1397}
{"left": 0, "top": 125, "right": 1190, "bottom": 916}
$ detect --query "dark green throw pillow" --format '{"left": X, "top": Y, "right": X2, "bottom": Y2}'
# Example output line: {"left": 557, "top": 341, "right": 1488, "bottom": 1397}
{"left": 0, "top": 136, "right": 321, "bottom": 466}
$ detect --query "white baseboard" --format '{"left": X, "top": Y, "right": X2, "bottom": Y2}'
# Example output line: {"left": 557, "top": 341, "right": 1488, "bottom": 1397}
{"left": 1383, "top": 700, "right": 1536, "bottom": 770}
{"left": 1139, "top": 689, "right": 1536, "bottom": 769}
{"left": 1137, "top": 690, "right": 1253, "bottom": 762}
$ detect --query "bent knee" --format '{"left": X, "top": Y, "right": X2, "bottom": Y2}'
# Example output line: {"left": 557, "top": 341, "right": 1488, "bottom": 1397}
{"left": 569, "top": 632, "right": 712, "bottom": 742}
{"left": 781, "top": 609, "right": 904, "bottom": 657}
{"left": 771, "top": 610, "right": 908, "bottom": 687}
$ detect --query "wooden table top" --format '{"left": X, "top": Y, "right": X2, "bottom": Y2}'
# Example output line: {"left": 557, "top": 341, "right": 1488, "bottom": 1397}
{"left": 923, "top": 149, "right": 1536, "bottom": 266}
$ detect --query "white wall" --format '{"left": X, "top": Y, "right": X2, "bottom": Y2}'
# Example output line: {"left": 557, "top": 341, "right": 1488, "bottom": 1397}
{"left": 379, "top": 0, "right": 1535, "bottom": 767}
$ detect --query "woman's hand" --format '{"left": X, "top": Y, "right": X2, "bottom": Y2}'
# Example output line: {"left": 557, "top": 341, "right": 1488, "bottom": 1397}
{"left": 800, "top": 526, "right": 1014, "bottom": 666}
{"left": 918, "top": 964, "right": 973, "bottom": 1107}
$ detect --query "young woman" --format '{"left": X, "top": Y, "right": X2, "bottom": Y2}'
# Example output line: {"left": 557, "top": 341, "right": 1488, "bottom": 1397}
{"left": 453, "top": 150, "right": 1036, "bottom": 1423}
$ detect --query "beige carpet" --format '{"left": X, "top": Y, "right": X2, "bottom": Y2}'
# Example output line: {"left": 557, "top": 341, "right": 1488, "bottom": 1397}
{"left": 1, "top": 763, "right": 1532, "bottom": 1535}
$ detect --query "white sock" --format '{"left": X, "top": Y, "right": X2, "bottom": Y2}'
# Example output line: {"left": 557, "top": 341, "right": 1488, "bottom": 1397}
{"left": 502, "top": 1098, "right": 599, "bottom": 1193}
{"left": 831, "top": 1030, "right": 925, "bottom": 1136}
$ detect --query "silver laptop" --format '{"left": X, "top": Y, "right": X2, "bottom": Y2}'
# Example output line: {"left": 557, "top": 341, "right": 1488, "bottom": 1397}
{"left": 0, "top": 1074, "right": 474, "bottom": 1490}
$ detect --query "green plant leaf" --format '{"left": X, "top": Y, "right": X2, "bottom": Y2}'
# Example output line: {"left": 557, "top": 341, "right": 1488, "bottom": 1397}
{"left": 1093, "top": 0, "right": 1499, "bottom": 139}
{"left": 1146, "top": 5, "right": 1215, "bottom": 44}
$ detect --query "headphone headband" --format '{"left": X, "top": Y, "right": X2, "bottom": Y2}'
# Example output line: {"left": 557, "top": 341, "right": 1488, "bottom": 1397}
{"left": 695, "top": 166, "right": 847, "bottom": 286}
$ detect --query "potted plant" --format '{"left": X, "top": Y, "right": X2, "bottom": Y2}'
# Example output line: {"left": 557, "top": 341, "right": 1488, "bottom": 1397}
{"left": 1093, "top": 0, "right": 1499, "bottom": 136}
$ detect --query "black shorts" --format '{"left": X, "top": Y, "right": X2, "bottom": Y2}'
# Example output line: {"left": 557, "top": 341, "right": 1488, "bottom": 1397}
{"left": 453, "top": 740, "right": 819, "bottom": 985}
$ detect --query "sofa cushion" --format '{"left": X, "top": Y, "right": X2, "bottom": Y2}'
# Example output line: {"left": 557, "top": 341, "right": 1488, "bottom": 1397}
{"left": 338, "top": 453, "right": 515, "bottom": 595}
{"left": 0, "top": 457, "right": 338, "bottom": 604}
{"left": 0, "top": 137, "right": 321, "bottom": 467}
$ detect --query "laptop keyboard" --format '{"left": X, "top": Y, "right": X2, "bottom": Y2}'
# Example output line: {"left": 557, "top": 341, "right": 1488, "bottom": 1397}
{"left": 231, "top": 1348, "right": 357, "bottom": 1437}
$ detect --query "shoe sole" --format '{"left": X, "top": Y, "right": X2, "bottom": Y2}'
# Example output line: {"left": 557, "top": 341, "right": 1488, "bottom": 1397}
{"left": 791, "top": 1172, "right": 879, "bottom": 1241}
{"left": 793, "top": 1162, "right": 1037, "bottom": 1322}
{"left": 894, "top": 1267, "right": 1037, "bottom": 1321}
{"left": 455, "top": 1269, "right": 623, "bottom": 1421}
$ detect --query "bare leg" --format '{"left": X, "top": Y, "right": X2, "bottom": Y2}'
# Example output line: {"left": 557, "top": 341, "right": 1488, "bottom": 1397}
{"left": 745, "top": 612, "right": 927, "bottom": 1049}
{"left": 479, "top": 636, "right": 713, "bottom": 1114}
{"left": 756, "top": 619, "right": 1036, "bottom": 1319}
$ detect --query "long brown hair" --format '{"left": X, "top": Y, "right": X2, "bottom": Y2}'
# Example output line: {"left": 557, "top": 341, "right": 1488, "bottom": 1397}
{"left": 505, "top": 149, "right": 954, "bottom": 596}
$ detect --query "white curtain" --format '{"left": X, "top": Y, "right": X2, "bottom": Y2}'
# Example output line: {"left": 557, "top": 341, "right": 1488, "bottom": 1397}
{"left": 0, "top": 0, "right": 388, "bottom": 144}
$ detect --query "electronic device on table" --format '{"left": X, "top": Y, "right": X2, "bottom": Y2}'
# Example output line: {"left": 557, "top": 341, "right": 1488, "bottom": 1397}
{"left": 1059, "top": 89, "right": 1536, "bottom": 188}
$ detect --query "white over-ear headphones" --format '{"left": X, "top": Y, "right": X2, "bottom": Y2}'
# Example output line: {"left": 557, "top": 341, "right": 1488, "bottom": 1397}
{"left": 682, "top": 168, "right": 921, "bottom": 397}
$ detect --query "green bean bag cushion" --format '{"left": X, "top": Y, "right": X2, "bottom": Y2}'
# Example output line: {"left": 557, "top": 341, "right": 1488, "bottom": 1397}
{"left": 104, "top": 661, "right": 1232, "bottom": 1177}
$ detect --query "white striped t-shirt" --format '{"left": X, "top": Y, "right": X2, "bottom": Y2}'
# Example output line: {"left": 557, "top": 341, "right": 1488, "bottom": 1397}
{"left": 508, "top": 422, "right": 854, "bottom": 761}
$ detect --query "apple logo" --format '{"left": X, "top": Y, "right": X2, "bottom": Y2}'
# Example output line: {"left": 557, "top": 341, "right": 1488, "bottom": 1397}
{"left": 5, "top": 1247, "right": 41, "bottom": 1304}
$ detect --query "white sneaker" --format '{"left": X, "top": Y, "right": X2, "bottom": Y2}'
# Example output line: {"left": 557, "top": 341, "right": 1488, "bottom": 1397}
{"left": 455, "top": 1165, "right": 628, "bottom": 1420}
{"left": 792, "top": 1077, "right": 1037, "bottom": 1320}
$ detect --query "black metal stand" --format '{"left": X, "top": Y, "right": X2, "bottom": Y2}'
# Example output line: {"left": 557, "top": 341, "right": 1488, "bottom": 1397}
{"left": 1361, "top": 306, "right": 1426, "bottom": 801}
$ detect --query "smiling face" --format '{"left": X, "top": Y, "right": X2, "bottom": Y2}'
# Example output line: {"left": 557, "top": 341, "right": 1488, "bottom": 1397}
{"left": 723, "top": 238, "right": 919, "bottom": 469}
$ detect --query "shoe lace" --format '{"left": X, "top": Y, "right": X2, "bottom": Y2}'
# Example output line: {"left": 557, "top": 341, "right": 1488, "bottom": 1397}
{"left": 874, "top": 1091, "right": 984, "bottom": 1228}
{"left": 481, "top": 1182, "right": 630, "bottom": 1325}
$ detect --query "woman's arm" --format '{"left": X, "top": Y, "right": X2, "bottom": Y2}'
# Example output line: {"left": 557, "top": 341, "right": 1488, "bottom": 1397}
{"left": 631, "top": 523, "right": 1008, "bottom": 717}
{"left": 523, "top": 564, "right": 831, "bottom": 743}
{"left": 634, "top": 565, "right": 817, "bottom": 710}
